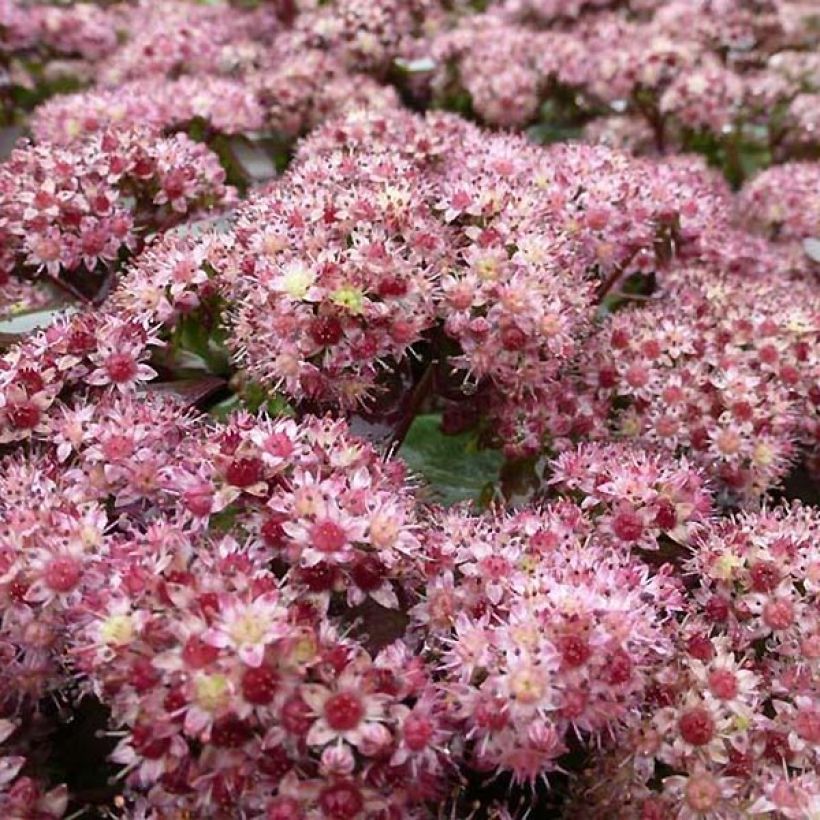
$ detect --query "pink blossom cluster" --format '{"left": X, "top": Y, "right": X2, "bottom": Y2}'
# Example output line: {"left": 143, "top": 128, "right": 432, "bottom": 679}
{"left": 27, "top": 37, "right": 403, "bottom": 150}
{"left": 0, "top": 717, "right": 67, "bottom": 820}
{"left": 412, "top": 503, "right": 681, "bottom": 785}
{"left": 2, "top": 385, "right": 424, "bottom": 626}
{"left": 0, "top": 311, "right": 161, "bottom": 443}
{"left": 499, "top": 0, "right": 650, "bottom": 23}
{"left": 431, "top": 133, "right": 817, "bottom": 490}
{"left": 249, "top": 38, "right": 401, "bottom": 139}
{"left": 110, "top": 232, "right": 225, "bottom": 327}
{"left": 223, "top": 145, "right": 447, "bottom": 407}
{"left": 0, "top": 2, "right": 817, "bottom": 816}
{"left": 5, "top": 99, "right": 817, "bottom": 493}
{"left": 28, "top": 77, "right": 266, "bottom": 145}
{"left": 782, "top": 92, "right": 820, "bottom": 155}
{"left": 95, "top": 0, "right": 280, "bottom": 86}
{"left": 0, "top": 397, "right": 449, "bottom": 817}
{"left": 3, "top": 380, "right": 817, "bottom": 816}
{"left": 294, "top": 0, "right": 444, "bottom": 74}
{"left": 0, "top": 0, "right": 275, "bottom": 133}
{"left": 431, "top": 129, "right": 599, "bottom": 396}
{"left": 659, "top": 61, "right": 746, "bottom": 135}
{"left": 0, "top": 277, "right": 52, "bottom": 320}
{"left": 0, "top": 446, "right": 116, "bottom": 706}
{"left": 486, "top": 372, "right": 612, "bottom": 460}
{"left": 572, "top": 268, "right": 820, "bottom": 503}
{"left": 417, "top": 0, "right": 818, "bottom": 159}
{"left": 0, "top": 356, "right": 816, "bottom": 815}
{"left": 0, "top": 391, "right": 198, "bottom": 710}
{"left": 549, "top": 442, "right": 714, "bottom": 550}
{"left": 567, "top": 503, "right": 820, "bottom": 819}
{"left": 426, "top": 13, "right": 548, "bottom": 129}
{"left": 0, "top": 127, "right": 232, "bottom": 294}
{"left": 738, "top": 162, "right": 820, "bottom": 243}
{"left": 212, "top": 109, "right": 738, "bottom": 411}
{"left": 164, "top": 412, "right": 425, "bottom": 609}
{"left": 0, "top": 400, "right": 716, "bottom": 814}
{"left": 19, "top": 0, "right": 424, "bottom": 150}
{"left": 36, "top": 105, "right": 812, "bottom": 503}
{"left": 1, "top": 0, "right": 119, "bottom": 123}
{"left": 74, "top": 553, "right": 452, "bottom": 818}
{"left": 0, "top": 0, "right": 118, "bottom": 61}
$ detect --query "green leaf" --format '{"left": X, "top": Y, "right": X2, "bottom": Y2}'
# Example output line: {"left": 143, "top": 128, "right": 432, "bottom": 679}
{"left": 527, "top": 122, "right": 583, "bottom": 145}
{"left": 209, "top": 394, "right": 242, "bottom": 421}
{"left": 208, "top": 388, "right": 294, "bottom": 421}
{"left": 399, "top": 414, "right": 504, "bottom": 507}
{"left": 0, "top": 126, "right": 25, "bottom": 160}
{"left": 172, "top": 312, "right": 231, "bottom": 376}
{"left": 240, "top": 382, "right": 295, "bottom": 416}
{"left": 210, "top": 508, "right": 240, "bottom": 533}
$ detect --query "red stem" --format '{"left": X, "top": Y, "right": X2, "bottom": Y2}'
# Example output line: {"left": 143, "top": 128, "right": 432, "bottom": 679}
{"left": 389, "top": 360, "right": 435, "bottom": 451}
{"left": 596, "top": 247, "right": 641, "bottom": 304}
{"left": 45, "top": 273, "right": 92, "bottom": 306}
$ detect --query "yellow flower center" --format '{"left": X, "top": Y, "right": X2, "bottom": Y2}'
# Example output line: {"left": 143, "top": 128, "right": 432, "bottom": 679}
{"left": 370, "top": 514, "right": 399, "bottom": 548}
{"left": 264, "top": 233, "right": 286, "bottom": 256}
{"left": 100, "top": 614, "right": 135, "bottom": 646}
{"left": 752, "top": 442, "right": 775, "bottom": 466}
{"left": 194, "top": 674, "right": 230, "bottom": 712}
{"left": 80, "top": 525, "right": 102, "bottom": 550}
{"left": 509, "top": 666, "right": 546, "bottom": 705}
{"left": 732, "top": 714, "right": 751, "bottom": 732}
{"left": 229, "top": 612, "right": 269, "bottom": 647}
{"left": 620, "top": 415, "right": 642, "bottom": 438}
{"left": 280, "top": 265, "right": 315, "bottom": 299}
{"left": 290, "top": 633, "right": 318, "bottom": 666}
{"left": 540, "top": 314, "right": 562, "bottom": 337}
{"left": 712, "top": 552, "right": 742, "bottom": 581}
{"left": 331, "top": 286, "right": 365, "bottom": 314}
{"left": 510, "top": 624, "right": 539, "bottom": 652}
{"left": 476, "top": 258, "right": 498, "bottom": 281}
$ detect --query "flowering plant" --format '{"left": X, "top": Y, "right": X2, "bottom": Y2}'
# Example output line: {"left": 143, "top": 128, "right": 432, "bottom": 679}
{"left": 0, "top": 1, "right": 816, "bottom": 817}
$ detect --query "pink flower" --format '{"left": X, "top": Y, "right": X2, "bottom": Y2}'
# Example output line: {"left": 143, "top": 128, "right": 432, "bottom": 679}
{"left": 86, "top": 348, "right": 157, "bottom": 392}
{"left": 302, "top": 664, "right": 389, "bottom": 750}
{"left": 204, "top": 593, "right": 288, "bottom": 667}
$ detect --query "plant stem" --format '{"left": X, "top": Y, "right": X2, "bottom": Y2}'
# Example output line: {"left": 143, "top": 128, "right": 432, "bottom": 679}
{"left": 389, "top": 359, "right": 435, "bottom": 451}
{"left": 596, "top": 247, "right": 641, "bottom": 304}
{"left": 45, "top": 273, "right": 92, "bottom": 306}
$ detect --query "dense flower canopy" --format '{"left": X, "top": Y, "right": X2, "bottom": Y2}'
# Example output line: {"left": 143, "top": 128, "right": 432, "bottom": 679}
{"left": 0, "top": 0, "right": 817, "bottom": 818}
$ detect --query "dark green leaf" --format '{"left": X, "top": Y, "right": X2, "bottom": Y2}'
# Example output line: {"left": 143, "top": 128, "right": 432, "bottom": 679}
{"left": 208, "top": 388, "right": 294, "bottom": 421}
{"left": 399, "top": 413, "right": 504, "bottom": 507}
{"left": 209, "top": 394, "right": 242, "bottom": 420}
{"left": 527, "top": 121, "right": 583, "bottom": 146}
{"left": 172, "top": 312, "right": 231, "bottom": 376}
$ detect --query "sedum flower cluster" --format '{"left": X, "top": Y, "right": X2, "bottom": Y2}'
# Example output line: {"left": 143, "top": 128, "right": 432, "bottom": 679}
{"left": 412, "top": 503, "right": 683, "bottom": 786}
{"left": 571, "top": 267, "right": 820, "bottom": 504}
{"left": 0, "top": 128, "right": 232, "bottom": 292}
{"left": 417, "top": 0, "right": 818, "bottom": 166}
{"left": 566, "top": 503, "right": 820, "bottom": 820}
{"left": 0, "top": 1, "right": 816, "bottom": 818}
